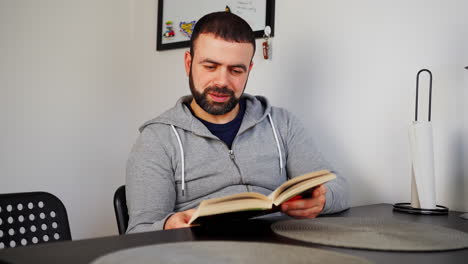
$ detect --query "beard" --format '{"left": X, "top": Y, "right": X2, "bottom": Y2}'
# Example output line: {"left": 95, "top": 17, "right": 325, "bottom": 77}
{"left": 189, "top": 71, "right": 241, "bottom": 116}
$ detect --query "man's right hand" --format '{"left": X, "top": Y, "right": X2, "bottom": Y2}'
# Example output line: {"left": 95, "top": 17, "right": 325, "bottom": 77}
{"left": 164, "top": 209, "right": 196, "bottom": 230}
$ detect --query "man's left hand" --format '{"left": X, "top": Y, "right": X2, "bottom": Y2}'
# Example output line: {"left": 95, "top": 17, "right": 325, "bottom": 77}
{"left": 280, "top": 184, "right": 327, "bottom": 218}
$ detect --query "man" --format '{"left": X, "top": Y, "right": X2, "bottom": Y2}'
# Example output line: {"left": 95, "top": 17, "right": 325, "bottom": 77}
{"left": 126, "top": 12, "right": 349, "bottom": 233}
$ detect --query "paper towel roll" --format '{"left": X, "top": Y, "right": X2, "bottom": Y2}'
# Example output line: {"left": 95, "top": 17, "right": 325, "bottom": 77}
{"left": 409, "top": 121, "right": 436, "bottom": 209}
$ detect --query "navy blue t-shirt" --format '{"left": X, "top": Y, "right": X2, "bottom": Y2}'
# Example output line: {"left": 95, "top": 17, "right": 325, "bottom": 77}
{"left": 187, "top": 99, "right": 246, "bottom": 149}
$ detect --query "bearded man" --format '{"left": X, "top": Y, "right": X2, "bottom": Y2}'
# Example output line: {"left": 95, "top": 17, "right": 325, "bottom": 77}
{"left": 126, "top": 11, "right": 349, "bottom": 233}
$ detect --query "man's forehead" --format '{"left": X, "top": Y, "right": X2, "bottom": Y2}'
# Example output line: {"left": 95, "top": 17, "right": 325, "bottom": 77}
{"left": 193, "top": 33, "right": 254, "bottom": 61}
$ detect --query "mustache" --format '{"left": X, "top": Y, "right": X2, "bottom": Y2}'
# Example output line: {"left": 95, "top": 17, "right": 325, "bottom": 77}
{"left": 204, "top": 86, "right": 235, "bottom": 96}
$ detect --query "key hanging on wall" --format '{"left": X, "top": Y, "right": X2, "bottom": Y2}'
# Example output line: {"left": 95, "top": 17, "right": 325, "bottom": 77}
{"left": 263, "top": 26, "right": 271, "bottom": 60}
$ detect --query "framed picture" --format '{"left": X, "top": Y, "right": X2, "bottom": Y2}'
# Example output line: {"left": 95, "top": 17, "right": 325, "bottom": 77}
{"left": 156, "top": 0, "right": 275, "bottom": 51}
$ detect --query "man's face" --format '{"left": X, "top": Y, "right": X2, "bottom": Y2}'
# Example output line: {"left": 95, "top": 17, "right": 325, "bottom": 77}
{"left": 185, "top": 33, "right": 254, "bottom": 116}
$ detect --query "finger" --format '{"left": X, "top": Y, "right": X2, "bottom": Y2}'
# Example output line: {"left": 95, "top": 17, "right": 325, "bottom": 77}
{"left": 166, "top": 211, "right": 195, "bottom": 230}
{"left": 312, "top": 187, "right": 320, "bottom": 197}
{"left": 173, "top": 215, "right": 188, "bottom": 226}
{"left": 165, "top": 215, "right": 181, "bottom": 230}
{"left": 175, "top": 220, "right": 193, "bottom": 229}
{"left": 174, "top": 210, "right": 195, "bottom": 227}
{"left": 285, "top": 206, "right": 323, "bottom": 218}
{"left": 282, "top": 194, "right": 325, "bottom": 211}
{"left": 183, "top": 209, "right": 197, "bottom": 221}
{"left": 313, "top": 185, "right": 327, "bottom": 197}
{"left": 285, "top": 198, "right": 325, "bottom": 218}
{"left": 321, "top": 185, "right": 327, "bottom": 195}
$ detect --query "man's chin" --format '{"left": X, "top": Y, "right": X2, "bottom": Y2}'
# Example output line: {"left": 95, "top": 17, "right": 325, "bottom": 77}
{"left": 205, "top": 98, "right": 230, "bottom": 108}
{"left": 193, "top": 93, "right": 239, "bottom": 116}
{"left": 205, "top": 105, "right": 229, "bottom": 115}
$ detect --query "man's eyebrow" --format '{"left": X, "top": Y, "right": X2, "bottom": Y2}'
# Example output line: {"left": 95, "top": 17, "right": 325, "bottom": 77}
{"left": 200, "top": 59, "right": 221, "bottom": 65}
{"left": 229, "top": 64, "right": 247, "bottom": 71}
{"left": 200, "top": 59, "right": 247, "bottom": 71}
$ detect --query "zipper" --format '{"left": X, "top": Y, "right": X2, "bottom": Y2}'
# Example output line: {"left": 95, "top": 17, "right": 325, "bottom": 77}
{"left": 228, "top": 149, "right": 235, "bottom": 160}
{"left": 190, "top": 129, "right": 253, "bottom": 192}
{"left": 228, "top": 148, "right": 250, "bottom": 192}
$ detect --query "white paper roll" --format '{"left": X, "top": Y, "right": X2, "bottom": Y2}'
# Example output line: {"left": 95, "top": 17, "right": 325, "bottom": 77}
{"left": 409, "top": 121, "right": 436, "bottom": 209}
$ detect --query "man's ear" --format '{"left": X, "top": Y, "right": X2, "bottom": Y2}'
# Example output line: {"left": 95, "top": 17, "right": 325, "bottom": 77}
{"left": 249, "top": 61, "right": 254, "bottom": 72}
{"left": 184, "top": 51, "right": 192, "bottom": 77}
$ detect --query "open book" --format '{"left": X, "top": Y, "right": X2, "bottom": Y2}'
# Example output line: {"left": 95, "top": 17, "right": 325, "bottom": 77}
{"left": 188, "top": 170, "right": 336, "bottom": 224}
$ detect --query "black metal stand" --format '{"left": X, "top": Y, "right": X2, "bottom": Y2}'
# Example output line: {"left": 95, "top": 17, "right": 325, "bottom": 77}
{"left": 393, "top": 203, "right": 448, "bottom": 215}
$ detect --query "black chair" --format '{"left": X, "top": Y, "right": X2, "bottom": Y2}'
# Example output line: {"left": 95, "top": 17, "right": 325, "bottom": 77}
{"left": 113, "top": 185, "right": 128, "bottom": 235}
{"left": 0, "top": 191, "right": 71, "bottom": 249}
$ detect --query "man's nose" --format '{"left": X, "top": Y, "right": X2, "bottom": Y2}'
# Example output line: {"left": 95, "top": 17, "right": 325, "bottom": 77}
{"left": 213, "top": 68, "right": 229, "bottom": 88}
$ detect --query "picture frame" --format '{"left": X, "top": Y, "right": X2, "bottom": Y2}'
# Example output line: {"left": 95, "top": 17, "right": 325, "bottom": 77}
{"left": 156, "top": 0, "right": 275, "bottom": 51}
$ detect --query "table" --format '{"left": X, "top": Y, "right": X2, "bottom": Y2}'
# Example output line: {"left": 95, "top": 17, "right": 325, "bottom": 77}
{"left": 0, "top": 204, "right": 467, "bottom": 264}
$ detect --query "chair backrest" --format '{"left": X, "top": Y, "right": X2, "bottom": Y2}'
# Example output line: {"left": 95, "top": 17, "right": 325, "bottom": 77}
{"left": 0, "top": 191, "right": 71, "bottom": 249}
{"left": 113, "top": 185, "right": 128, "bottom": 235}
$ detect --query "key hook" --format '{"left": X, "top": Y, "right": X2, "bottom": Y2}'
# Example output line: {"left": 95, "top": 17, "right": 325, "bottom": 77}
{"left": 415, "top": 69, "right": 433, "bottom": 122}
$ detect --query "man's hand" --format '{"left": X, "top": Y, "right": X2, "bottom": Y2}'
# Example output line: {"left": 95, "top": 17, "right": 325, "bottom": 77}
{"left": 164, "top": 209, "right": 196, "bottom": 230}
{"left": 280, "top": 184, "right": 327, "bottom": 219}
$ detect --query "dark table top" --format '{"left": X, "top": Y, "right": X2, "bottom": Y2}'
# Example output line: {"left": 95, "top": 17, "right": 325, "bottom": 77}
{"left": 0, "top": 203, "right": 467, "bottom": 264}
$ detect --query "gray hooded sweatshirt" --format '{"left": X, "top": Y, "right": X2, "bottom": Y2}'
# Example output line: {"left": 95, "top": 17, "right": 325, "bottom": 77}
{"left": 126, "top": 94, "right": 349, "bottom": 233}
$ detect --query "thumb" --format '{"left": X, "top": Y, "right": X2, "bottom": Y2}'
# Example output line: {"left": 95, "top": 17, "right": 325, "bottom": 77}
{"left": 183, "top": 209, "right": 197, "bottom": 221}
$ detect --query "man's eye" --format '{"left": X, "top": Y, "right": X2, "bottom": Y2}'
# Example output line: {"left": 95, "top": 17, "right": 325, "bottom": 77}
{"left": 204, "top": 65, "right": 215, "bottom": 70}
{"left": 231, "top": 69, "right": 244, "bottom": 74}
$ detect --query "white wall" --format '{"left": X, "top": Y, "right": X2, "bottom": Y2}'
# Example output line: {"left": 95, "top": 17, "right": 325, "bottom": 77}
{"left": 1, "top": 0, "right": 467, "bottom": 240}
{"left": 0, "top": 0, "right": 136, "bottom": 239}
{"left": 267, "top": 0, "right": 468, "bottom": 210}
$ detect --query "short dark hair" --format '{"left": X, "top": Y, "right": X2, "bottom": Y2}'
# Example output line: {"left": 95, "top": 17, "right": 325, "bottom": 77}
{"left": 190, "top": 12, "right": 256, "bottom": 57}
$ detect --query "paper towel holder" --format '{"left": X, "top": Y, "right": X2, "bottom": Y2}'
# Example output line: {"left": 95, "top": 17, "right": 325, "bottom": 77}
{"left": 393, "top": 69, "right": 448, "bottom": 215}
{"left": 414, "top": 69, "right": 432, "bottom": 122}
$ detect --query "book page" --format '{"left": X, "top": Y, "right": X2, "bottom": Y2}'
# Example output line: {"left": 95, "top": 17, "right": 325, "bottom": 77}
{"left": 267, "top": 170, "right": 331, "bottom": 200}
{"left": 199, "top": 198, "right": 272, "bottom": 216}
{"left": 202, "top": 192, "right": 269, "bottom": 206}
{"left": 272, "top": 173, "right": 336, "bottom": 206}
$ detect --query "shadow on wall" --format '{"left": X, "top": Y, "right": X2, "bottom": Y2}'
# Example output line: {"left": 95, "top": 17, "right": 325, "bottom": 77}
{"left": 452, "top": 128, "right": 466, "bottom": 210}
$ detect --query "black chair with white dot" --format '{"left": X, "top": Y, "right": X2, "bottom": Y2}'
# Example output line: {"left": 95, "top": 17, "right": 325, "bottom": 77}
{"left": 0, "top": 192, "right": 71, "bottom": 249}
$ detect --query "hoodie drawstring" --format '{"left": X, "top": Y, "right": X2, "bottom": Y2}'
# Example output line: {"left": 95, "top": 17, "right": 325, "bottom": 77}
{"left": 170, "top": 113, "right": 284, "bottom": 196}
{"left": 170, "top": 125, "right": 185, "bottom": 196}
{"left": 267, "top": 113, "right": 284, "bottom": 175}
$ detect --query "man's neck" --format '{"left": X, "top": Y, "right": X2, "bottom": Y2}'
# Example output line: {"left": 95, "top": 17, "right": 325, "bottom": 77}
{"left": 190, "top": 99, "right": 240, "bottom": 124}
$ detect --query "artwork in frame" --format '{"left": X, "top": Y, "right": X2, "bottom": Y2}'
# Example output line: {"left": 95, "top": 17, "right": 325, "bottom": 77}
{"left": 156, "top": 0, "right": 275, "bottom": 51}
